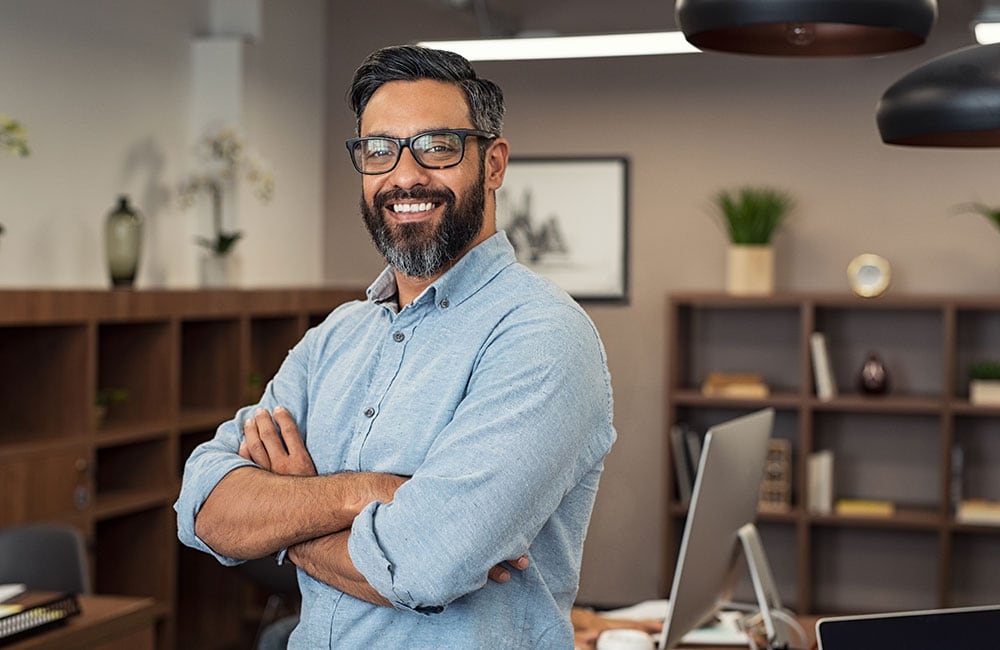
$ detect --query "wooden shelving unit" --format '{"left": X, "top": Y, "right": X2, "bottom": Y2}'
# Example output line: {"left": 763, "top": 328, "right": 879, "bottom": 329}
{"left": 0, "top": 288, "right": 363, "bottom": 649}
{"left": 666, "top": 292, "right": 1000, "bottom": 616}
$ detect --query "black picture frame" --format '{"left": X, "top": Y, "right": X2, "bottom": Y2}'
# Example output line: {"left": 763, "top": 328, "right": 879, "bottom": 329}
{"left": 496, "top": 156, "right": 629, "bottom": 303}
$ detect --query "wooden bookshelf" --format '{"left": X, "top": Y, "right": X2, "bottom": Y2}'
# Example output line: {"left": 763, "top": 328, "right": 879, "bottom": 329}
{"left": 0, "top": 288, "right": 363, "bottom": 649}
{"left": 666, "top": 292, "right": 1000, "bottom": 616}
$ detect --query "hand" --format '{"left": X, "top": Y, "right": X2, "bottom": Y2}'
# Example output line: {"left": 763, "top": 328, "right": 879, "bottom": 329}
{"left": 487, "top": 554, "right": 529, "bottom": 584}
{"left": 239, "top": 406, "right": 317, "bottom": 476}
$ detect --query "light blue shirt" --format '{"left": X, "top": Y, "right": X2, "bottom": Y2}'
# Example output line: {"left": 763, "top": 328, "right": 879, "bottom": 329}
{"left": 175, "top": 232, "right": 616, "bottom": 648}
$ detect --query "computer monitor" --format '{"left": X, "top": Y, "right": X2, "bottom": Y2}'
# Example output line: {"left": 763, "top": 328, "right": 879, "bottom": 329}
{"left": 659, "top": 408, "right": 777, "bottom": 649}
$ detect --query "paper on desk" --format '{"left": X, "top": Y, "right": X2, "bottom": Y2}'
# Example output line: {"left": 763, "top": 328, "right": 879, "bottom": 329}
{"left": 601, "top": 600, "right": 748, "bottom": 646}
{"left": 0, "top": 584, "right": 26, "bottom": 604}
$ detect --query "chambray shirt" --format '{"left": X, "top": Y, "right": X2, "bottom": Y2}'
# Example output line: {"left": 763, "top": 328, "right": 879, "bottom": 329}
{"left": 175, "top": 232, "right": 616, "bottom": 648}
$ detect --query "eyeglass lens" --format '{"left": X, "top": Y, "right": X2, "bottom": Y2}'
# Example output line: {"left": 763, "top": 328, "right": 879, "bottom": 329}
{"left": 353, "top": 131, "right": 466, "bottom": 173}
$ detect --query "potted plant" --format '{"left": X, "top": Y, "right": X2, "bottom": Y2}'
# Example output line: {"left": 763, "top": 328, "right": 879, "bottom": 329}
{"left": 1, "top": 115, "right": 30, "bottom": 241}
{"left": 969, "top": 360, "right": 1000, "bottom": 405}
{"left": 178, "top": 126, "right": 274, "bottom": 286}
{"left": 712, "top": 186, "right": 794, "bottom": 295}
{"left": 94, "top": 387, "right": 129, "bottom": 429}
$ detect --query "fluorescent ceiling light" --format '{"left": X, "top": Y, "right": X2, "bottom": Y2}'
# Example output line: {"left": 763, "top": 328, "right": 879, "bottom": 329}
{"left": 418, "top": 31, "right": 700, "bottom": 61}
{"left": 975, "top": 22, "right": 1000, "bottom": 44}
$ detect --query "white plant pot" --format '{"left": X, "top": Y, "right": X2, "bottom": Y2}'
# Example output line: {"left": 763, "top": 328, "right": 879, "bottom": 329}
{"left": 200, "top": 253, "right": 242, "bottom": 288}
{"left": 970, "top": 379, "right": 1000, "bottom": 405}
{"left": 726, "top": 244, "right": 774, "bottom": 295}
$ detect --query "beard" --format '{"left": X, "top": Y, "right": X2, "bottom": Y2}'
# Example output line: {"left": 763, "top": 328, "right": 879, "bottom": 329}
{"left": 361, "top": 172, "right": 486, "bottom": 279}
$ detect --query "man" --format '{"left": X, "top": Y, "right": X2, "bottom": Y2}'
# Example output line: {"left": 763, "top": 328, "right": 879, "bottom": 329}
{"left": 175, "top": 44, "right": 616, "bottom": 648}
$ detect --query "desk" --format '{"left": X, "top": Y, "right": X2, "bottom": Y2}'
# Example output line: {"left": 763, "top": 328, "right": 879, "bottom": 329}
{"left": 676, "top": 615, "right": 819, "bottom": 650}
{"left": 5, "top": 594, "right": 157, "bottom": 650}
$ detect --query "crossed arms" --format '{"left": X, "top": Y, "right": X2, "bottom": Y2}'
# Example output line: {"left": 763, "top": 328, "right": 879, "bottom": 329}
{"left": 194, "top": 406, "right": 526, "bottom": 607}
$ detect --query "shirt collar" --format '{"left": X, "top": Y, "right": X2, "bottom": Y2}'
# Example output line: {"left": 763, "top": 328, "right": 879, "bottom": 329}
{"left": 365, "top": 231, "right": 517, "bottom": 311}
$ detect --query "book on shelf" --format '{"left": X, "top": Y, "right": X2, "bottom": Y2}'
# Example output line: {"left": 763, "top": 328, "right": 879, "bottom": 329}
{"left": 810, "top": 332, "right": 837, "bottom": 401}
{"left": 950, "top": 445, "right": 964, "bottom": 512}
{"left": 835, "top": 498, "right": 895, "bottom": 517}
{"left": 759, "top": 438, "right": 792, "bottom": 513}
{"left": 670, "top": 424, "right": 693, "bottom": 507}
{"left": 700, "top": 371, "right": 770, "bottom": 399}
{"left": 807, "top": 449, "right": 834, "bottom": 515}
{"left": 956, "top": 499, "right": 1000, "bottom": 525}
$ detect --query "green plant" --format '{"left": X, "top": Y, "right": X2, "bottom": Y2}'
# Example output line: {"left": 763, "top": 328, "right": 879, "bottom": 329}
{"left": 969, "top": 361, "right": 1000, "bottom": 381}
{"left": 178, "top": 126, "right": 274, "bottom": 255}
{"left": 956, "top": 202, "right": 1000, "bottom": 234}
{"left": 96, "top": 387, "right": 130, "bottom": 407}
{"left": 1, "top": 114, "right": 29, "bottom": 238}
{"left": 713, "top": 186, "right": 794, "bottom": 245}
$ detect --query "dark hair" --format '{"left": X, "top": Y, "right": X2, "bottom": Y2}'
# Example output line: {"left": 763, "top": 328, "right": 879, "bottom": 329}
{"left": 347, "top": 45, "right": 505, "bottom": 139}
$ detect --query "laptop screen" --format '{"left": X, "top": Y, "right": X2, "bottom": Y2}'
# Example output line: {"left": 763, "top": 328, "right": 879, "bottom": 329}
{"left": 817, "top": 605, "right": 1000, "bottom": 649}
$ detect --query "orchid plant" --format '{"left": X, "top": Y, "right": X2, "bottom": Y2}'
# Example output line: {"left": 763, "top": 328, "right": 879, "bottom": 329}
{"left": 1, "top": 115, "right": 30, "bottom": 237}
{"left": 177, "top": 126, "right": 274, "bottom": 255}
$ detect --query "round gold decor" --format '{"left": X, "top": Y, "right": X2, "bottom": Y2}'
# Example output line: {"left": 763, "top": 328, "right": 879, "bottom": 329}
{"left": 847, "top": 253, "right": 891, "bottom": 298}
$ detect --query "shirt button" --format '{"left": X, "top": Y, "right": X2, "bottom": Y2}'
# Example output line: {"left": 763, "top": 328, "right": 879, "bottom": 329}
{"left": 439, "top": 298, "right": 450, "bottom": 308}
{"left": 363, "top": 407, "right": 375, "bottom": 418}
{"left": 393, "top": 331, "right": 405, "bottom": 342}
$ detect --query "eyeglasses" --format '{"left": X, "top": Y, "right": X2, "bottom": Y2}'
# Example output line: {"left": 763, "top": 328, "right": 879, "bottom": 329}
{"left": 346, "top": 128, "right": 497, "bottom": 175}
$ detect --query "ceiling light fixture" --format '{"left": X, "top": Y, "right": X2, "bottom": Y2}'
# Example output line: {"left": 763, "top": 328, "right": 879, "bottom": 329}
{"left": 417, "top": 31, "right": 701, "bottom": 61}
{"left": 877, "top": 43, "right": 1000, "bottom": 147}
{"left": 675, "top": 0, "right": 937, "bottom": 56}
{"left": 972, "top": 2, "right": 1000, "bottom": 44}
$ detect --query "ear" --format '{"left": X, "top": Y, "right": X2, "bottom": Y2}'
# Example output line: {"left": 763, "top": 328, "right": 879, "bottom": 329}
{"left": 483, "top": 138, "right": 509, "bottom": 192}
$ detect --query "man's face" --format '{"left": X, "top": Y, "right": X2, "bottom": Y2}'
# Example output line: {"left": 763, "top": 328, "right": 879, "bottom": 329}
{"left": 358, "top": 79, "right": 496, "bottom": 279}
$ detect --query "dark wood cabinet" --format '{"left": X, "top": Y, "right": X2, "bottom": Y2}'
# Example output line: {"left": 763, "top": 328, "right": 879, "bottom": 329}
{"left": 666, "top": 292, "right": 1000, "bottom": 616}
{"left": 0, "top": 288, "right": 363, "bottom": 649}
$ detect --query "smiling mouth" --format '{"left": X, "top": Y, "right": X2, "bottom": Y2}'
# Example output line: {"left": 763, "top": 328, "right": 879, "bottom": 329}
{"left": 391, "top": 202, "right": 438, "bottom": 214}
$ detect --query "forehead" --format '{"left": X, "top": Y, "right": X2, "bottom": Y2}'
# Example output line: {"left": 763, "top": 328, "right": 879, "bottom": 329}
{"left": 360, "top": 79, "right": 472, "bottom": 137}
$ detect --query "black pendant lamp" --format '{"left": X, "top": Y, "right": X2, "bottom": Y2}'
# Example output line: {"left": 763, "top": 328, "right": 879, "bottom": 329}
{"left": 676, "top": 0, "right": 938, "bottom": 56}
{"left": 878, "top": 43, "right": 1000, "bottom": 147}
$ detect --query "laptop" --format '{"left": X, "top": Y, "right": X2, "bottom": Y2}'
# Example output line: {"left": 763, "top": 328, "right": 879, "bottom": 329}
{"left": 816, "top": 604, "right": 1000, "bottom": 649}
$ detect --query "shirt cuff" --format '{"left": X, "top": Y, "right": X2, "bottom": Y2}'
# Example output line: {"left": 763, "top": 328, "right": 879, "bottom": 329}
{"left": 348, "top": 501, "right": 446, "bottom": 615}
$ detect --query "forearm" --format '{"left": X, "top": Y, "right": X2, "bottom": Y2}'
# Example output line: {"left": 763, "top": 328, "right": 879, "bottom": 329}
{"left": 194, "top": 466, "right": 396, "bottom": 560}
{"left": 289, "top": 530, "right": 392, "bottom": 607}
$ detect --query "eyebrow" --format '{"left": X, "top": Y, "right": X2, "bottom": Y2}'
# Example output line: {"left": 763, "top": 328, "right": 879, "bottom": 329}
{"left": 361, "top": 126, "right": 474, "bottom": 139}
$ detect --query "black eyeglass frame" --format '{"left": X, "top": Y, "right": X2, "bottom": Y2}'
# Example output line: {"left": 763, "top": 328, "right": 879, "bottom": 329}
{"left": 346, "top": 128, "right": 497, "bottom": 175}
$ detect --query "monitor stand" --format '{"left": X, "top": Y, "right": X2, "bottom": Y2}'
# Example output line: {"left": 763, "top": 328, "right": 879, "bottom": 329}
{"left": 737, "top": 523, "right": 796, "bottom": 649}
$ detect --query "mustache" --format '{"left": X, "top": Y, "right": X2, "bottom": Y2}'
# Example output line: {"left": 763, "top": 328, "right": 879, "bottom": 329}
{"left": 374, "top": 187, "right": 455, "bottom": 212}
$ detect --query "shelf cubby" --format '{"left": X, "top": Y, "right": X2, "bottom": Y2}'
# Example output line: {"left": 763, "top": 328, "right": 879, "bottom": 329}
{"left": 666, "top": 293, "right": 1000, "bottom": 616}
{"left": 0, "top": 288, "right": 362, "bottom": 649}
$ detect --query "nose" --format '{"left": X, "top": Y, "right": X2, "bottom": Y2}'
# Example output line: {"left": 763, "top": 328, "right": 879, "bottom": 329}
{"left": 387, "top": 145, "right": 431, "bottom": 188}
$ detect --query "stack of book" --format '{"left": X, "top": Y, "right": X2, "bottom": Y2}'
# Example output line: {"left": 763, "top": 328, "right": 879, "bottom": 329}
{"left": 956, "top": 499, "right": 1000, "bottom": 525}
{"left": 835, "top": 498, "right": 896, "bottom": 517}
{"left": 700, "top": 372, "right": 770, "bottom": 399}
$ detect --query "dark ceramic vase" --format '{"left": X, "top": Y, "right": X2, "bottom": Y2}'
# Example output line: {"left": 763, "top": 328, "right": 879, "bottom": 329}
{"left": 858, "top": 352, "right": 890, "bottom": 395}
{"left": 105, "top": 195, "right": 142, "bottom": 287}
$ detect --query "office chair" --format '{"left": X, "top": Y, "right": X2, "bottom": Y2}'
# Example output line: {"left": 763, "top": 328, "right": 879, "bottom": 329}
{"left": 0, "top": 523, "right": 92, "bottom": 594}
{"left": 238, "top": 556, "right": 300, "bottom": 649}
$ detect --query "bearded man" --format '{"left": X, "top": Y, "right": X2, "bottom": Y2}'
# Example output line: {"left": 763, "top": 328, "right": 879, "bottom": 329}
{"left": 176, "top": 44, "right": 616, "bottom": 649}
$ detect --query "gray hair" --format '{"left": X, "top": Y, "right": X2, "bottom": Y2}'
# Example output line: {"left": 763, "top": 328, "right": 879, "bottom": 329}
{"left": 347, "top": 45, "right": 505, "bottom": 139}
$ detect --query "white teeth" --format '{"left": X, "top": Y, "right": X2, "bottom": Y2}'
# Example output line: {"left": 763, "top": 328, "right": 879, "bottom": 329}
{"left": 392, "top": 202, "right": 433, "bottom": 213}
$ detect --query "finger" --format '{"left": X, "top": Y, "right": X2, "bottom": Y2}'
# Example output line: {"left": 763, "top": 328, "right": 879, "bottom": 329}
{"left": 238, "top": 440, "right": 250, "bottom": 460}
{"left": 509, "top": 555, "right": 529, "bottom": 570}
{"left": 273, "top": 406, "right": 306, "bottom": 454}
{"left": 254, "top": 407, "right": 288, "bottom": 459}
{"left": 487, "top": 565, "right": 510, "bottom": 583}
{"left": 242, "top": 416, "right": 271, "bottom": 470}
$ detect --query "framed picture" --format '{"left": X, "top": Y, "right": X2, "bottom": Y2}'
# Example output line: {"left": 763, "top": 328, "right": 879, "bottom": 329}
{"left": 496, "top": 156, "right": 629, "bottom": 303}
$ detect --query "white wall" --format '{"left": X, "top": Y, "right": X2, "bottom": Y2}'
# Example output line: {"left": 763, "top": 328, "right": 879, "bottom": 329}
{"left": 324, "top": 1, "right": 1000, "bottom": 606}
{"left": 0, "top": 0, "right": 325, "bottom": 288}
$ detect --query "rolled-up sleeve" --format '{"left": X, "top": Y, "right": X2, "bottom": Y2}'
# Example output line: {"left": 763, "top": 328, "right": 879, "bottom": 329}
{"left": 174, "top": 327, "right": 317, "bottom": 565}
{"left": 347, "top": 305, "right": 615, "bottom": 612}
